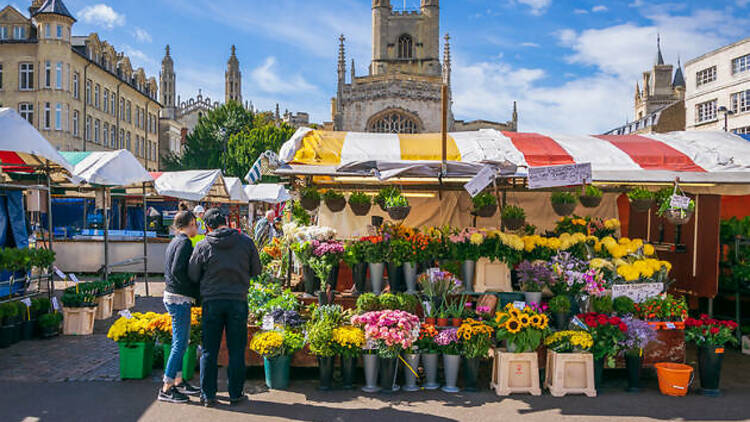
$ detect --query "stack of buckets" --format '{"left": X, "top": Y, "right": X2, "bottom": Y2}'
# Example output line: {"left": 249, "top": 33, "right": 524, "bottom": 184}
{"left": 654, "top": 363, "right": 694, "bottom": 396}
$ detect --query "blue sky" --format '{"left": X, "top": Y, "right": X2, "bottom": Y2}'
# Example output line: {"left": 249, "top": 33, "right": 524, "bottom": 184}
{"left": 12, "top": 0, "right": 750, "bottom": 133}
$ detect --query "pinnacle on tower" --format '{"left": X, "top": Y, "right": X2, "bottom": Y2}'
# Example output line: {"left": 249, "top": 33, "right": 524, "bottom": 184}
{"left": 655, "top": 33, "right": 665, "bottom": 65}
{"left": 443, "top": 33, "right": 451, "bottom": 85}
{"left": 673, "top": 57, "right": 685, "bottom": 88}
{"left": 337, "top": 34, "right": 347, "bottom": 84}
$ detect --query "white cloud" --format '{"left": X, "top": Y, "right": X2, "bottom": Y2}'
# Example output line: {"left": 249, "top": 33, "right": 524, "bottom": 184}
{"left": 250, "top": 57, "right": 317, "bottom": 94}
{"left": 739, "top": 0, "right": 750, "bottom": 7}
{"left": 133, "top": 27, "right": 152, "bottom": 43}
{"left": 521, "top": 42, "right": 540, "bottom": 48}
{"left": 573, "top": 9, "right": 588, "bottom": 14}
{"left": 78, "top": 4, "right": 125, "bottom": 29}
{"left": 592, "top": 5, "right": 608, "bottom": 12}
{"left": 517, "top": 0, "right": 552, "bottom": 16}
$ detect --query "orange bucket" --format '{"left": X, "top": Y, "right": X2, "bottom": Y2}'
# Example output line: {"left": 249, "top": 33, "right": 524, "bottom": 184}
{"left": 654, "top": 363, "right": 693, "bottom": 397}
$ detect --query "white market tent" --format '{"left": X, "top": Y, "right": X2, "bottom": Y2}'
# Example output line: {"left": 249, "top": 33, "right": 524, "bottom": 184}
{"left": 151, "top": 169, "right": 230, "bottom": 201}
{"left": 243, "top": 183, "right": 291, "bottom": 204}
{"left": 59, "top": 150, "right": 153, "bottom": 187}
{"left": 225, "top": 176, "right": 250, "bottom": 202}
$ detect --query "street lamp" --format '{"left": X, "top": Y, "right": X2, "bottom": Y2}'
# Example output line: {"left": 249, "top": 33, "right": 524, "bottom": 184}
{"left": 718, "top": 106, "right": 735, "bottom": 132}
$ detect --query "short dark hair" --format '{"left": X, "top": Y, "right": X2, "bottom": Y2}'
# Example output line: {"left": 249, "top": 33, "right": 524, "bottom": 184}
{"left": 173, "top": 210, "right": 195, "bottom": 230}
{"left": 178, "top": 201, "right": 190, "bottom": 211}
{"left": 204, "top": 208, "right": 226, "bottom": 230}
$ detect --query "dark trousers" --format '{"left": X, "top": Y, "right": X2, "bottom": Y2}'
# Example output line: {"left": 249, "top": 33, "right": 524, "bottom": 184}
{"left": 200, "top": 299, "right": 248, "bottom": 400}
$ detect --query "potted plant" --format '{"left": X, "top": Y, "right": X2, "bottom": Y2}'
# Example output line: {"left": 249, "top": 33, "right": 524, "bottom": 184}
{"left": 446, "top": 295, "right": 468, "bottom": 327}
{"left": 37, "top": 312, "right": 62, "bottom": 339}
{"left": 684, "top": 315, "right": 739, "bottom": 396}
{"left": 362, "top": 235, "right": 387, "bottom": 295}
{"left": 356, "top": 293, "right": 381, "bottom": 314}
{"left": 501, "top": 205, "right": 526, "bottom": 231}
{"left": 424, "top": 303, "right": 437, "bottom": 325}
{"left": 307, "top": 304, "right": 345, "bottom": 391}
{"left": 436, "top": 303, "right": 450, "bottom": 328}
{"left": 656, "top": 187, "right": 695, "bottom": 225}
{"left": 345, "top": 239, "right": 368, "bottom": 295}
{"left": 579, "top": 185, "right": 603, "bottom": 208}
{"left": 495, "top": 303, "right": 549, "bottom": 353}
{"left": 374, "top": 186, "right": 400, "bottom": 212}
{"left": 515, "top": 260, "right": 548, "bottom": 305}
{"left": 386, "top": 238, "right": 410, "bottom": 293}
{"left": 435, "top": 327, "right": 461, "bottom": 392}
{"left": 416, "top": 324, "right": 441, "bottom": 390}
{"left": 404, "top": 231, "right": 430, "bottom": 294}
{"left": 250, "top": 328, "right": 304, "bottom": 390}
{"left": 550, "top": 191, "right": 577, "bottom": 216}
{"left": 300, "top": 186, "right": 321, "bottom": 211}
{"left": 0, "top": 303, "right": 18, "bottom": 348}
{"left": 472, "top": 192, "right": 497, "bottom": 218}
{"left": 577, "top": 312, "right": 627, "bottom": 391}
{"left": 323, "top": 189, "right": 346, "bottom": 213}
{"left": 107, "top": 312, "right": 157, "bottom": 379}
{"left": 627, "top": 187, "right": 655, "bottom": 213}
{"left": 61, "top": 291, "right": 98, "bottom": 335}
{"left": 332, "top": 325, "right": 365, "bottom": 390}
{"left": 613, "top": 296, "right": 636, "bottom": 317}
{"left": 385, "top": 194, "right": 411, "bottom": 221}
{"left": 549, "top": 295, "right": 572, "bottom": 330}
{"left": 458, "top": 319, "right": 494, "bottom": 392}
{"left": 418, "top": 268, "right": 462, "bottom": 317}
{"left": 544, "top": 330, "right": 596, "bottom": 397}
{"left": 618, "top": 317, "right": 658, "bottom": 393}
{"left": 348, "top": 192, "right": 372, "bottom": 216}
{"left": 18, "top": 300, "right": 34, "bottom": 341}
{"left": 150, "top": 308, "right": 204, "bottom": 382}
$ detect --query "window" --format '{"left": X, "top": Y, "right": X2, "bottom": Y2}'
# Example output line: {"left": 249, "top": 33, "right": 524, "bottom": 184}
{"left": 13, "top": 26, "right": 25, "bottom": 40}
{"left": 44, "top": 23, "right": 50, "bottom": 38}
{"left": 65, "top": 64, "right": 70, "bottom": 91}
{"left": 731, "top": 90, "right": 750, "bottom": 114}
{"left": 94, "top": 119, "right": 100, "bottom": 143}
{"left": 72, "top": 110, "right": 79, "bottom": 136}
{"left": 0, "top": 64, "right": 3, "bottom": 90}
{"left": 733, "top": 126, "right": 750, "bottom": 135}
{"left": 18, "top": 103, "right": 33, "bottom": 124}
{"left": 86, "top": 80, "right": 91, "bottom": 104}
{"left": 55, "top": 62, "right": 62, "bottom": 89}
{"left": 398, "top": 34, "right": 413, "bottom": 59}
{"left": 126, "top": 101, "right": 131, "bottom": 123}
{"left": 135, "top": 136, "right": 140, "bottom": 156}
{"left": 19, "top": 63, "right": 33, "bottom": 90}
{"left": 56, "top": 25, "right": 62, "bottom": 39}
{"left": 103, "top": 123, "right": 109, "bottom": 146}
{"left": 732, "top": 54, "right": 750, "bottom": 74}
{"left": 73, "top": 72, "right": 79, "bottom": 98}
{"left": 119, "top": 98, "right": 125, "bottom": 119}
{"left": 135, "top": 107, "right": 140, "bottom": 128}
{"left": 119, "top": 129, "right": 124, "bottom": 148}
{"left": 110, "top": 93, "right": 115, "bottom": 115}
{"left": 367, "top": 110, "right": 421, "bottom": 134}
{"left": 44, "top": 60, "right": 51, "bottom": 88}
{"left": 111, "top": 126, "right": 116, "bottom": 147}
{"left": 126, "top": 132, "right": 131, "bottom": 150}
{"left": 64, "top": 104, "right": 69, "bottom": 131}
{"left": 85, "top": 115, "right": 91, "bottom": 141}
{"left": 103, "top": 89, "right": 109, "bottom": 111}
{"left": 94, "top": 84, "right": 100, "bottom": 108}
{"left": 696, "top": 99, "right": 717, "bottom": 123}
{"left": 0, "top": 26, "right": 7, "bottom": 40}
{"left": 43, "top": 103, "right": 51, "bottom": 129}
{"left": 55, "top": 104, "right": 62, "bottom": 130}
{"left": 696, "top": 66, "right": 717, "bottom": 87}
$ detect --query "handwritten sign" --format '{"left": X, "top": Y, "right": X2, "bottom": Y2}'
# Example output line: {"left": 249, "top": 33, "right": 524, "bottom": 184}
{"left": 528, "top": 163, "right": 592, "bottom": 189}
{"left": 512, "top": 301, "right": 527, "bottom": 311}
{"left": 52, "top": 297, "right": 61, "bottom": 311}
{"left": 422, "top": 301, "right": 432, "bottom": 316}
{"left": 261, "top": 314, "right": 274, "bottom": 331}
{"left": 665, "top": 322, "right": 676, "bottom": 330}
{"left": 53, "top": 266, "right": 67, "bottom": 280}
{"left": 69, "top": 273, "right": 80, "bottom": 284}
{"left": 570, "top": 316, "right": 587, "bottom": 330}
{"left": 118, "top": 309, "right": 133, "bottom": 319}
{"left": 612, "top": 282, "right": 663, "bottom": 303}
{"left": 669, "top": 194, "right": 691, "bottom": 209}
{"left": 21, "top": 298, "right": 32, "bottom": 307}
{"left": 464, "top": 165, "right": 496, "bottom": 197}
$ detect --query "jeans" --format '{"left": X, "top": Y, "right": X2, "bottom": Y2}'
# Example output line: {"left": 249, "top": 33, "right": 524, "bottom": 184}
{"left": 200, "top": 299, "right": 248, "bottom": 400}
{"left": 164, "top": 302, "right": 192, "bottom": 383}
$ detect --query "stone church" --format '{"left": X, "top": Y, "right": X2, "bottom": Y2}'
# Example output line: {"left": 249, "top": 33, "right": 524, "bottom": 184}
{"left": 331, "top": 0, "right": 516, "bottom": 133}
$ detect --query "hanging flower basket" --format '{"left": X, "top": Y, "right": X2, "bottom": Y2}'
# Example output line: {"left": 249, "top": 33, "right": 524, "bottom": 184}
{"left": 325, "top": 197, "right": 346, "bottom": 213}
{"left": 387, "top": 206, "right": 411, "bottom": 220}
{"left": 630, "top": 199, "right": 654, "bottom": 213}
{"left": 503, "top": 217, "right": 525, "bottom": 231}
{"left": 376, "top": 197, "right": 387, "bottom": 212}
{"left": 301, "top": 197, "right": 320, "bottom": 211}
{"left": 475, "top": 205, "right": 497, "bottom": 218}
{"left": 349, "top": 201, "right": 372, "bottom": 216}
{"left": 552, "top": 202, "right": 576, "bottom": 217}
{"left": 665, "top": 208, "right": 693, "bottom": 225}
{"left": 579, "top": 195, "right": 602, "bottom": 208}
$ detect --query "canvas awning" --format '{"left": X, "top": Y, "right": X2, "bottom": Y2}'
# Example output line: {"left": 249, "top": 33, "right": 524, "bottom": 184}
{"left": 151, "top": 170, "right": 230, "bottom": 201}
{"left": 243, "top": 183, "right": 291, "bottom": 204}
{"left": 60, "top": 150, "right": 152, "bottom": 187}
{"left": 225, "top": 176, "right": 249, "bottom": 202}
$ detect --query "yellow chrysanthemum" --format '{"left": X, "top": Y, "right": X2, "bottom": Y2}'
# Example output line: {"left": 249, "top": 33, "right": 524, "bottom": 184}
{"left": 643, "top": 244, "right": 655, "bottom": 256}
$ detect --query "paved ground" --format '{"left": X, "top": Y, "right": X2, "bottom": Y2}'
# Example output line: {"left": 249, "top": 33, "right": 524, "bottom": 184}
{"left": 1, "top": 281, "right": 749, "bottom": 422}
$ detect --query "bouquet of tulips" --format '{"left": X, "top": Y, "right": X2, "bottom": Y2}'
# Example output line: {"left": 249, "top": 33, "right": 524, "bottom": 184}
{"left": 351, "top": 309, "right": 420, "bottom": 358}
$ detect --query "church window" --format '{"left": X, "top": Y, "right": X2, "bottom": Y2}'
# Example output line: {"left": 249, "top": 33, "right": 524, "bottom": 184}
{"left": 367, "top": 110, "right": 421, "bottom": 134}
{"left": 398, "top": 34, "right": 413, "bottom": 59}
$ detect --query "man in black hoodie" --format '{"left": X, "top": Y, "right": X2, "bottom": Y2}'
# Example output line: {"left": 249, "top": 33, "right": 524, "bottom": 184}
{"left": 188, "top": 208, "right": 261, "bottom": 406}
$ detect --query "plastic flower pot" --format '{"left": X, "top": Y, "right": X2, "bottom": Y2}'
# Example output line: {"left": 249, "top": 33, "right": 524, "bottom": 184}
{"left": 303, "top": 265, "right": 321, "bottom": 297}
{"left": 441, "top": 354, "right": 461, "bottom": 393}
{"left": 698, "top": 345, "right": 725, "bottom": 397}
{"left": 386, "top": 262, "right": 405, "bottom": 293}
{"left": 625, "top": 352, "right": 642, "bottom": 393}
{"left": 163, "top": 343, "right": 198, "bottom": 381}
{"left": 368, "top": 263, "right": 385, "bottom": 295}
{"left": 362, "top": 353, "right": 381, "bottom": 393}
{"left": 402, "top": 353, "right": 421, "bottom": 392}
{"left": 326, "top": 264, "right": 340, "bottom": 291}
{"left": 352, "top": 263, "right": 368, "bottom": 295}
{"left": 451, "top": 318, "right": 462, "bottom": 327}
{"left": 340, "top": 355, "right": 357, "bottom": 390}
{"left": 461, "top": 260, "right": 476, "bottom": 293}
{"left": 119, "top": 342, "right": 155, "bottom": 380}
{"left": 12, "top": 321, "right": 21, "bottom": 344}
{"left": 463, "top": 357, "right": 481, "bottom": 392}
{"left": 523, "top": 292, "right": 543, "bottom": 306}
{"left": 0, "top": 324, "right": 13, "bottom": 348}
{"left": 318, "top": 356, "right": 335, "bottom": 391}
{"left": 378, "top": 356, "right": 400, "bottom": 393}
{"left": 40, "top": 324, "right": 59, "bottom": 339}
{"left": 425, "top": 317, "right": 436, "bottom": 325}
{"left": 403, "top": 262, "right": 418, "bottom": 294}
{"left": 264, "top": 355, "right": 291, "bottom": 390}
{"left": 422, "top": 353, "right": 440, "bottom": 390}
{"left": 437, "top": 318, "right": 449, "bottom": 327}
{"left": 21, "top": 319, "right": 35, "bottom": 341}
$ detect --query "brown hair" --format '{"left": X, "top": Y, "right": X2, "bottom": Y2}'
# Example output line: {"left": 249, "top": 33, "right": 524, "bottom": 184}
{"left": 173, "top": 210, "right": 195, "bottom": 230}
{"left": 178, "top": 201, "right": 190, "bottom": 211}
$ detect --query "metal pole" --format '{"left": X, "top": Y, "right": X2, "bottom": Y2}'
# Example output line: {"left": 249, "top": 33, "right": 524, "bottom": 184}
{"left": 143, "top": 182, "right": 149, "bottom": 296}
{"left": 103, "top": 187, "right": 109, "bottom": 282}
{"left": 46, "top": 171, "right": 54, "bottom": 299}
{"left": 441, "top": 84, "right": 448, "bottom": 176}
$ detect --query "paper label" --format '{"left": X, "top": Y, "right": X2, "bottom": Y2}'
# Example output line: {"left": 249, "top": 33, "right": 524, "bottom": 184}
{"left": 669, "top": 194, "right": 691, "bottom": 209}
{"left": 422, "top": 301, "right": 432, "bottom": 317}
{"left": 52, "top": 297, "right": 61, "bottom": 311}
{"left": 570, "top": 316, "right": 588, "bottom": 330}
{"left": 21, "top": 298, "right": 32, "bottom": 307}
{"left": 528, "top": 163, "right": 592, "bottom": 189}
{"left": 611, "top": 283, "right": 664, "bottom": 303}
{"left": 118, "top": 310, "right": 133, "bottom": 319}
{"left": 69, "top": 273, "right": 80, "bottom": 284}
{"left": 262, "top": 314, "right": 275, "bottom": 331}
{"left": 513, "top": 301, "right": 526, "bottom": 311}
{"left": 53, "top": 266, "right": 67, "bottom": 279}
{"left": 665, "top": 322, "right": 676, "bottom": 330}
{"left": 464, "top": 165, "right": 496, "bottom": 197}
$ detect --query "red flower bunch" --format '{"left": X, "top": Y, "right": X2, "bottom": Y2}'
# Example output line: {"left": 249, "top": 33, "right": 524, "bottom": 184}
{"left": 579, "top": 312, "right": 628, "bottom": 332}
{"left": 577, "top": 312, "right": 627, "bottom": 366}
{"left": 684, "top": 314, "right": 739, "bottom": 347}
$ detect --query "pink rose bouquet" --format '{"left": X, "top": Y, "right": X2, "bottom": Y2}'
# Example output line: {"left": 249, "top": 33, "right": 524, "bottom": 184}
{"left": 351, "top": 309, "right": 420, "bottom": 358}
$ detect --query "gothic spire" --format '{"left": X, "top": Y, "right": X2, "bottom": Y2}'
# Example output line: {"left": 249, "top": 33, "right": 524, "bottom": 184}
{"left": 655, "top": 33, "right": 665, "bottom": 65}
{"left": 635, "top": 82, "right": 641, "bottom": 99}
{"left": 443, "top": 33, "right": 451, "bottom": 85}
{"left": 672, "top": 57, "right": 685, "bottom": 88}
{"left": 338, "top": 34, "right": 346, "bottom": 84}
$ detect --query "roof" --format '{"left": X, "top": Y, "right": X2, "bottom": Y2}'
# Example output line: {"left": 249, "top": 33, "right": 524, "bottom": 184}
{"left": 33, "top": 0, "right": 76, "bottom": 22}
{"left": 59, "top": 150, "right": 152, "bottom": 187}
{"left": 150, "top": 170, "right": 230, "bottom": 201}
{"left": 673, "top": 61, "right": 685, "bottom": 88}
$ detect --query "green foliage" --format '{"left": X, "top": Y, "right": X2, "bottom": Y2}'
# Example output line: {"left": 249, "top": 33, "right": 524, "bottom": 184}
{"left": 225, "top": 124, "right": 295, "bottom": 178}
{"left": 291, "top": 201, "right": 311, "bottom": 226}
{"left": 581, "top": 185, "right": 603, "bottom": 198}
{"left": 306, "top": 304, "right": 345, "bottom": 357}
{"left": 627, "top": 187, "right": 655, "bottom": 201}
{"left": 501, "top": 204, "right": 526, "bottom": 220}
{"left": 472, "top": 192, "right": 496, "bottom": 210}
{"left": 378, "top": 293, "right": 401, "bottom": 310}
{"left": 613, "top": 296, "right": 636, "bottom": 315}
{"left": 548, "top": 295, "right": 571, "bottom": 313}
{"left": 387, "top": 239, "right": 411, "bottom": 266}
{"left": 591, "top": 295, "right": 614, "bottom": 314}
{"left": 348, "top": 192, "right": 371, "bottom": 205}
{"left": 60, "top": 291, "right": 97, "bottom": 308}
{"left": 300, "top": 186, "right": 321, "bottom": 202}
{"left": 550, "top": 191, "right": 577, "bottom": 204}
{"left": 656, "top": 187, "right": 695, "bottom": 217}
{"left": 356, "top": 293, "right": 381, "bottom": 313}
{"left": 322, "top": 189, "right": 344, "bottom": 201}
{"left": 397, "top": 293, "right": 420, "bottom": 314}
{"left": 0, "top": 302, "right": 18, "bottom": 322}
{"left": 445, "top": 294, "right": 468, "bottom": 319}
{"left": 719, "top": 217, "right": 750, "bottom": 290}
{"left": 385, "top": 194, "right": 408, "bottom": 208}
{"left": 374, "top": 186, "right": 400, "bottom": 205}
{"left": 37, "top": 312, "right": 62, "bottom": 329}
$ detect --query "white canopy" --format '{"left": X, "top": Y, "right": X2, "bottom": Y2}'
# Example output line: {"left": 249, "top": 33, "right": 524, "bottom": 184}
{"left": 60, "top": 150, "right": 153, "bottom": 187}
{"left": 243, "top": 183, "right": 291, "bottom": 204}
{"left": 225, "top": 176, "right": 249, "bottom": 202}
{"left": 152, "top": 170, "right": 229, "bottom": 201}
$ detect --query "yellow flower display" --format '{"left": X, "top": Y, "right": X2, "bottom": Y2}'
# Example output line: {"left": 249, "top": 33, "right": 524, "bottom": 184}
{"left": 107, "top": 312, "right": 158, "bottom": 344}
{"left": 249, "top": 331, "right": 284, "bottom": 357}
{"left": 643, "top": 244, "right": 656, "bottom": 256}
{"left": 545, "top": 330, "right": 594, "bottom": 352}
{"left": 470, "top": 232, "right": 485, "bottom": 246}
{"left": 604, "top": 218, "right": 621, "bottom": 230}
{"left": 332, "top": 326, "right": 365, "bottom": 351}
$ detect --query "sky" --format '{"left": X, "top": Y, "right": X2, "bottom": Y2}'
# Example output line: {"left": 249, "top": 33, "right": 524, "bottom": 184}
{"left": 11, "top": 0, "right": 750, "bottom": 133}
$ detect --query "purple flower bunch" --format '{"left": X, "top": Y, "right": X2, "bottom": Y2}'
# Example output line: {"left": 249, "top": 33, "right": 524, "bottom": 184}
{"left": 269, "top": 309, "right": 304, "bottom": 328}
{"left": 619, "top": 316, "right": 658, "bottom": 353}
{"left": 547, "top": 252, "right": 589, "bottom": 295}
{"left": 311, "top": 240, "right": 345, "bottom": 257}
{"left": 583, "top": 269, "right": 607, "bottom": 297}
{"left": 435, "top": 328, "right": 459, "bottom": 346}
{"left": 517, "top": 260, "right": 553, "bottom": 293}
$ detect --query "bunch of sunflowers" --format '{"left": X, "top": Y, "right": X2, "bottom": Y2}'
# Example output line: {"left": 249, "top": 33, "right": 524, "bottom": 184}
{"left": 457, "top": 319, "right": 495, "bottom": 358}
{"left": 544, "top": 330, "right": 594, "bottom": 353}
{"left": 494, "top": 304, "right": 549, "bottom": 353}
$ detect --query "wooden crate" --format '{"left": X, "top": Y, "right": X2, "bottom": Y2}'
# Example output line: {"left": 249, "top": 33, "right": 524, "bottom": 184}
{"left": 113, "top": 285, "right": 135, "bottom": 310}
{"left": 490, "top": 349, "right": 541, "bottom": 396}
{"left": 544, "top": 351, "right": 596, "bottom": 397}
{"left": 474, "top": 258, "right": 511, "bottom": 293}
{"left": 95, "top": 294, "right": 114, "bottom": 320}
{"left": 62, "top": 307, "right": 96, "bottom": 335}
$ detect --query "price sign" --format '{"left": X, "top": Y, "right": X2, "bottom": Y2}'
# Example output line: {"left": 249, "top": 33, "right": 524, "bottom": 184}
{"left": 513, "top": 301, "right": 527, "bottom": 311}
{"left": 422, "top": 301, "right": 432, "bottom": 316}
{"left": 669, "top": 195, "right": 691, "bottom": 209}
{"left": 612, "top": 283, "right": 664, "bottom": 303}
{"left": 21, "top": 298, "right": 32, "bottom": 307}
{"left": 69, "top": 273, "right": 80, "bottom": 284}
{"left": 464, "top": 165, "right": 496, "bottom": 198}
{"left": 53, "top": 266, "right": 67, "bottom": 280}
{"left": 528, "top": 163, "right": 592, "bottom": 189}
{"left": 262, "top": 314, "right": 275, "bottom": 331}
{"left": 570, "top": 316, "right": 587, "bottom": 330}
{"left": 665, "top": 322, "right": 676, "bottom": 330}
{"left": 118, "top": 309, "right": 133, "bottom": 319}
{"left": 52, "top": 297, "right": 61, "bottom": 311}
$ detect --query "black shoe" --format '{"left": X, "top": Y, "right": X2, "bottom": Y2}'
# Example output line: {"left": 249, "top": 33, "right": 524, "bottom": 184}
{"left": 158, "top": 387, "right": 189, "bottom": 404}
{"left": 175, "top": 381, "right": 200, "bottom": 395}
{"left": 200, "top": 397, "right": 218, "bottom": 408}
{"left": 229, "top": 395, "right": 247, "bottom": 405}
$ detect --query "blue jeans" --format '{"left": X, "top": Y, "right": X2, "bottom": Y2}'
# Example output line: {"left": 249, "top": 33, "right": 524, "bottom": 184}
{"left": 200, "top": 300, "right": 248, "bottom": 400}
{"left": 164, "top": 302, "right": 192, "bottom": 383}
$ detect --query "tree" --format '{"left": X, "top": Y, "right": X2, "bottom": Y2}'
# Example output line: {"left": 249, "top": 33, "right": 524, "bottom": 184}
{"left": 225, "top": 124, "right": 296, "bottom": 179}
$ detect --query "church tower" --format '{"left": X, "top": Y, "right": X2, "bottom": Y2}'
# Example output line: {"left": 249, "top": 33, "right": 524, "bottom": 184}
{"left": 635, "top": 35, "right": 683, "bottom": 119}
{"left": 160, "top": 45, "right": 176, "bottom": 118}
{"left": 225, "top": 45, "right": 242, "bottom": 104}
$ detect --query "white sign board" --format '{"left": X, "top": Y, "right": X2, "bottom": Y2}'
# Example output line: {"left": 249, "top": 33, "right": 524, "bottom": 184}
{"left": 512, "top": 301, "right": 527, "bottom": 311}
{"left": 21, "top": 298, "right": 32, "bottom": 307}
{"left": 53, "top": 266, "right": 66, "bottom": 280}
{"left": 528, "top": 163, "right": 592, "bottom": 189}
{"left": 52, "top": 297, "right": 61, "bottom": 311}
{"left": 464, "top": 165, "right": 496, "bottom": 197}
{"left": 69, "top": 273, "right": 79, "bottom": 284}
{"left": 612, "top": 283, "right": 664, "bottom": 303}
{"left": 118, "top": 309, "right": 133, "bottom": 319}
{"left": 261, "top": 314, "right": 275, "bottom": 331}
{"left": 669, "top": 194, "right": 691, "bottom": 210}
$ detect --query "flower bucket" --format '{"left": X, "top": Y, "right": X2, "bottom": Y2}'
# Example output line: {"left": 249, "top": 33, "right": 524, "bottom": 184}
{"left": 264, "top": 355, "right": 291, "bottom": 389}
{"left": 402, "top": 353, "right": 420, "bottom": 392}
{"left": 461, "top": 260, "right": 476, "bottom": 292}
{"left": 463, "top": 357, "right": 481, "bottom": 392}
{"left": 387, "top": 262, "right": 404, "bottom": 293}
{"left": 422, "top": 353, "right": 440, "bottom": 390}
{"left": 340, "top": 355, "right": 357, "bottom": 390}
{"left": 119, "top": 342, "right": 154, "bottom": 380}
{"left": 441, "top": 354, "right": 461, "bottom": 393}
{"left": 303, "top": 265, "right": 321, "bottom": 296}
{"left": 362, "top": 353, "right": 381, "bottom": 393}
{"left": 368, "top": 263, "right": 385, "bottom": 295}
{"left": 318, "top": 356, "right": 334, "bottom": 390}
{"left": 654, "top": 362, "right": 693, "bottom": 397}
{"left": 352, "top": 262, "right": 368, "bottom": 295}
{"left": 163, "top": 343, "right": 198, "bottom": 381}
{"left": 403, "top": 262, "right": 418, "bottom": 294}
{"left": 625, "top": 353, "right": 642, "bottom": 393}
{"left": 523, "top": 292, "right": 543, "bottom": 306}
{"left": 698, "top": 345, "right": 724, "bottom": 397}
{"left": 378, "top": 356, "right": 400, "bottom": 393}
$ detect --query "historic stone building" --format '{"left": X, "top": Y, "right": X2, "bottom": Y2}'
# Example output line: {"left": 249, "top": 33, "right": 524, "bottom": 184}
{"left": 332, "top": 0, "right": 516, "bottom": 133}
{"left": 0, "top": 0, "right": 162, "bottom": 170}
{"left": 605, "top": 37, "right": 685, "bottom": 135}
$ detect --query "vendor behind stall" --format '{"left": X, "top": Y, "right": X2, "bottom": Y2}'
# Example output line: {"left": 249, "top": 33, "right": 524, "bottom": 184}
{"left": 191, "top": 205, "right": 207, "bottom": 247}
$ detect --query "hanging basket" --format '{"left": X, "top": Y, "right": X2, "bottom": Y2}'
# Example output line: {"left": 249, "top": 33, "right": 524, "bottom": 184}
{"left": 503, "top": 217, "right": 525, "bottom": 231}
{"left": 349, "top": 201, "right": 372, "bottom": 216}
{"left": 376, "top": 198, "right": 387, "bottom": 212}
{"left": 552, "top": 202, "right": 576, "bottom": 217}
{"left": 475, "top": 205, "right": 497, "bottom": 218}
{"left": 630, "top": 199, "right": 654, "bottom": 213}
{"left": 387, "top": 206, "right": 411, "bottom": 220}
{"left": 301, "top": 197, "right": 320, "bottom": 211}
{"left": 665, "top": 208, "right": 693, "bottom": 225}
{"left": 579, "top": 195, "right": 602, "bottom": 208}
{"left": 325, "top": 197, "right": 346, "bottom": 213}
